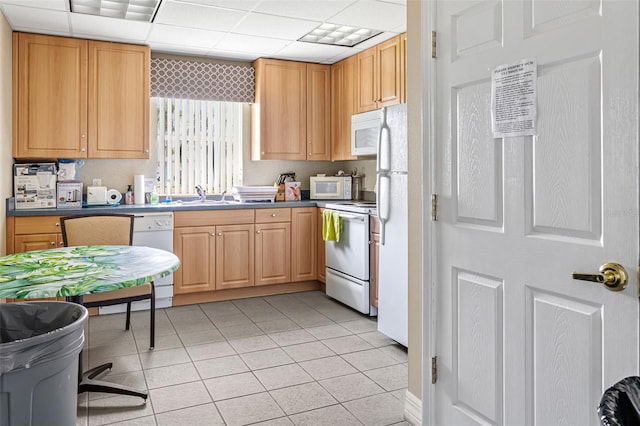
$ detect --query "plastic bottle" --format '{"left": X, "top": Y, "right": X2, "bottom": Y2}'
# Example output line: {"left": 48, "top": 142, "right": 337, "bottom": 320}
{"left": 125, "top": 185, "right": 134, "bottom": 205}
{"left": 150, "top": 186, "right": 159, "bottom": 205}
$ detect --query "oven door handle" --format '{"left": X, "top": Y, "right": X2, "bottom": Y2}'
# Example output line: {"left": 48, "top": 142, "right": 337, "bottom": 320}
{"left": 336, "top": 213, "right": 366, "bottom": 222}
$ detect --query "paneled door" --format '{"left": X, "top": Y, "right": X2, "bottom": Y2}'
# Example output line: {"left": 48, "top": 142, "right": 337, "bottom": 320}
{"left": 431, "top": 1, "right": 638, "bottom": 425}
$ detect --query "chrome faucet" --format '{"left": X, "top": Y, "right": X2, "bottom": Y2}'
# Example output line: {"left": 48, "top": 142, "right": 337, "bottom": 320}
{"left": 195, "top": 185, "right": 206, "bottom": 202}
{"left": 220, "top": 190, "right": 227, "bottom": 202}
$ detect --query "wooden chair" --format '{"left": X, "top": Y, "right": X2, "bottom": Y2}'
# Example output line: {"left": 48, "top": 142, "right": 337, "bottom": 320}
{"left": 60, "top": 214, "right": 156, "bottom": 349}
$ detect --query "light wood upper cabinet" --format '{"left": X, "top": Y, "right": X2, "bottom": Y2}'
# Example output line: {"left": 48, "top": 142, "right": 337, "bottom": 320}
{"left": 88, "top": 41, "right": 150, "bottom": 159}
{"left": 330, "top": 56, "right": 358, "bottom": 161}
{"left": 14, "top": 33, "right": 88, "bottom": 158}
{"left": 356, "top": 34, "right": 404, "bottom": 113}
{"left": 251, "top": 58, "right": 330, "bottom": 161}
{"left": 13, "top": 32, "right": 149, "bottom": 159}
{"left": 291, "top": 207, "right": 317, "bottom": 282}
{"left": 306, "top": 64, "right": 331, "bottom": 161}
{"left": 400, "top": 32, "right": 407, "bottom": 104}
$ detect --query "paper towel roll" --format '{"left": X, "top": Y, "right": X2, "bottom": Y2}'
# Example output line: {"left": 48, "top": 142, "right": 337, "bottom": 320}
{"left": 134, "top": 175, "right": 145, "bottom": 205}
{"left": 106, "top": 189, "right": 122, "bottom": 205}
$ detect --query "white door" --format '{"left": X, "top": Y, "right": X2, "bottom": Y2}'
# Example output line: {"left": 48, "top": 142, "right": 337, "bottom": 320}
{"left": 431, "top": 0, "right": 639, "bottom": 425}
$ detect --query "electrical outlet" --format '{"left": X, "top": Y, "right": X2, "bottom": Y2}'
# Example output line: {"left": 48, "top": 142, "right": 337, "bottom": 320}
{"left": 92, "top": 178, "right": 102, "bottom": 186}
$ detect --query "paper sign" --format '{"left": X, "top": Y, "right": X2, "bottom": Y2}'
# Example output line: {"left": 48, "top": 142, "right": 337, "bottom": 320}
{"left": 491, "top": 58, "right": 537, "bottom": 138}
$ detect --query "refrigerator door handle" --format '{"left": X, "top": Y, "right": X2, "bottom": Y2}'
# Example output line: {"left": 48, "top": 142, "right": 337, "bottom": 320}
{"left": 377, "top": 107, "right": 391, "bottom": 246}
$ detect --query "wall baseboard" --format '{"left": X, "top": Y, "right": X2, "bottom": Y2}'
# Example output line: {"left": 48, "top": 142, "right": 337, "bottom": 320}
{"left": 404, "top": 390, "right": 422, "bottom": 425}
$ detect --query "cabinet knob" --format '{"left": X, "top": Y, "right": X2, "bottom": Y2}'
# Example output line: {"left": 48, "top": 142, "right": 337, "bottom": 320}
{"left": 81, "top": 148, "right": 86, "bottom": 152}
{"left": 81, "top": 134, "right": 86, "bottom": 138}
{"left": 210, "top": 233, "right": 215, "bottom": 237}
{"left": 55, "top": 223, "right": 60, "bottom": 227}
{"left": 271, "top": 213, "right": 276, "bottom": 217}
{"left": 145, "top": 149, "right": 149, "bottom": 153}
{"left": 218, "top": 232, "right": 223, "bottom": 236}
{"left": 256, "top": 230, "right": 261, "bottom": 234}
{"left": 308, "top": 153, "right": 312, "bottom": 156}
{"left": 50, "top": 241, "right": 56, "bottom": 246}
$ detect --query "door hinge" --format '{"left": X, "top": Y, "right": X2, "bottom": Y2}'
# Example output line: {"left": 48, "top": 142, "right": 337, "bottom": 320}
{"left": 431, "top": 194, "right": 438, "bottom": 221}
{"left": 431, "top": 31, "right": 437, "bottom": 59}
{"left": 431, "top": 356, "right": 438, "bottom": 384}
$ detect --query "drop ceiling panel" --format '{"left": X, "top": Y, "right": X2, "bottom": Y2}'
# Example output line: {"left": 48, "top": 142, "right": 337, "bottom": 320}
{"left": 171, "top": 0, "right": 259, "bottom": 11}
{"left": 71, "top": 13, "right": 151, "bottom": 42}
{"left": 253, "top": 0, "right": 355, "bottom": 21}
{"left": 276, "top": 41, "right": 355, "bottom": 64}
{"left": 330, "top": 0, "right": 405, "bottom": 32}
{"left": 147, "top": 24, "right": 225, "bottom": 49}
{"left": 2, "top": 4, "right": 70, "bottom": 33}
{"left": 1, "top": 0, "right": 67, "bottom": 11}
{"left": 216, "top": 33, "right": 290, "bottom": 55}
{"left": 155, "top": 0, "right": 246, "bottom": 31}
{"left": 232, "top": 12, "right": 319, "bottom": 40}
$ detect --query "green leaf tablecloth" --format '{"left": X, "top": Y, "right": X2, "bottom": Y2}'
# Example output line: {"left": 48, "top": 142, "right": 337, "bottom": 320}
{"left": 0, "top": 245, "right": 180, "bottom": 299}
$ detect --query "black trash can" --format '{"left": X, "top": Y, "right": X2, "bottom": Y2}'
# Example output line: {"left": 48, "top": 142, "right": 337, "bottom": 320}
{"left": 0, "top": 301, "right": 88, "bottom": 426}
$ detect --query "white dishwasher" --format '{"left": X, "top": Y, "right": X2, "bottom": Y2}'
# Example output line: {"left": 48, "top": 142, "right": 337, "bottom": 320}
{"left": 99, "top": 212, "right": 174, "bottom": 315}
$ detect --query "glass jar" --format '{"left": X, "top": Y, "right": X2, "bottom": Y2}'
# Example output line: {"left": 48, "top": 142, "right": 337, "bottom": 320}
{"left": 352, "top": 175, "right": 362, "bottom": 200}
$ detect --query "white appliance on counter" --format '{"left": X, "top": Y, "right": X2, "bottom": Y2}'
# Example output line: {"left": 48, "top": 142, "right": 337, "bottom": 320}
{"left": 99, "top": 212, "right": 174, "bottom": 315}
{"left": 309, "top": 176, "right": 352, "bottom": 200}
{"left": 324, "top": 202, "right": 377, "bottom": 315}
{"left": 376, "top": 104, "right": 408, "bottom": 346}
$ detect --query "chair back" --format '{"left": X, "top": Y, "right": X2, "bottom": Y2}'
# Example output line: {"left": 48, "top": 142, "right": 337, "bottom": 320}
{"left": 61, "top": 214, "right": 134, "bottom": 247}
{"left": 598, "top": 376, "right": 640, "bottom": 426}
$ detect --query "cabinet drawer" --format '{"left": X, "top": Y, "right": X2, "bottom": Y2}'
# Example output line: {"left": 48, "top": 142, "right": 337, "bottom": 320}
{"left": 174, "top": 210, "right": 255, "bottom": 227}
{"left": 14, "top": 216, "right": 62, "bottom": 234}
{"left": 255, "top": 208, "right": 291, "bottom": 223}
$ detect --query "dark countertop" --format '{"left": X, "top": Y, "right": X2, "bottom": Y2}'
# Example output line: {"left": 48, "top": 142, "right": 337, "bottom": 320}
{"left": 6, "top": 198, "right": 340, "bottom": 217}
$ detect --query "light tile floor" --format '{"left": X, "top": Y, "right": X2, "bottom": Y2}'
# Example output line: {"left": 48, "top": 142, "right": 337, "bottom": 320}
{"left": 76, "top": 291, "right": 410, "bottom": 426}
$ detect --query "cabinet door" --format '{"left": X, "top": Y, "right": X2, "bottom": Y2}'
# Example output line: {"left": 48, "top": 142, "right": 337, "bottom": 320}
{"left": 331, "top": 56, "right": 358, "bottom": 161}
{"left": 255, "top": 222, "right": 291, "bottom": 286}
{"left": 356, "top": 47, "right": 378, "bottom": 113}
{"left": 216, "top": 224, "right": 255, "bottom": 290}
{"left": 88, "top": 41, "right": 150, "bottom": 159}
{"left": 400, "top": 32, "right": 407, "bottom": 104}
{"left": 291, "top": 208, "right": 317, "bottom": 282}
{"left": 317, "top": 208, "right": 326, "bottom": 283}
{"left": 377, "top": 35, "right": 402, "bottom": 107}
{"left": 370, "top": 217, "right": 381, "bottom": 308}
{"left": 174, "top": 226, "right": 216, "bottom": 294}
{"left": 14, "top": 33, "right": 88, "bottom": 158}
{"left": 306, "top": 64, "right": 331, "bottom": 161}
{"left": 14, "top": 233, "right": 63, "bottom": 252}
{"left": 251, "top": 59, "right": 307, "bottom": 160}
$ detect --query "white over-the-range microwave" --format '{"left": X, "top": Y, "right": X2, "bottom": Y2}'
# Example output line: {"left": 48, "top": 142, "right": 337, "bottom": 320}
{"left": 309, "top": 176, "right": 352, "bottom": 200}
{"left": 351, "top": 109, "right": 381, "bottom": 156}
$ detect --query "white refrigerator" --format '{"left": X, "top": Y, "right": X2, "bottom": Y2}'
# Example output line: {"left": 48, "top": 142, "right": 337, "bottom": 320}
{"left": 376, "top": 103, "right": 408, "bottom": 347}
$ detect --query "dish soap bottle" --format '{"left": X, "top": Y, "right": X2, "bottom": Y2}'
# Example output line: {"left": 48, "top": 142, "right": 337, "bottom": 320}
{"left": 150, "top": 186, "right": 159, "bottom": 205}
{"left": 125, "top": 185, "right": 134, "bottom": 205}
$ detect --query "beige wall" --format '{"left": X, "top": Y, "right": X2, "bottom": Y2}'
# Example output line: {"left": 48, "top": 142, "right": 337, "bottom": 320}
{"left": 0, "top": 13, "right": 11, "bottom": 256}
{"left": 406, "top": 0, "right": 424, "bottom": 402}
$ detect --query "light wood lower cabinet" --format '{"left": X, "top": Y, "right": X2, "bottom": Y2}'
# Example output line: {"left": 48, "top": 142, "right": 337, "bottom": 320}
{"left": 255, "top": 222, "right": 290, "bottom": 286}
{"left": 370, "top": 216, "right": 380, "bottom": 308}
{"left": 15, "top": 233, "right": 64, "bottom": 252}
{"left": 292, "top": 207, "right": 317, "bottom": 282}
{"left": 173, "top": 226, "right": 216, "bottom": 294}
{"left": 216, "top": 224, "right": 255, "bottom": 290}
{"left": 317, "top": 208, "right": 326, "bottom": 283}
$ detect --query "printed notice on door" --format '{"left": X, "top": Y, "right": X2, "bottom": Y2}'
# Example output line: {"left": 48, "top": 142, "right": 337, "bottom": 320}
{"left": 491, "top": 58, "right": 537, "bottom": 138}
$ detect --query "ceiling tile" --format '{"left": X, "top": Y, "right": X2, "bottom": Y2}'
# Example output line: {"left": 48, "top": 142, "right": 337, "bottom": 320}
{"left": 254, "top": 0, "right": 354, "bottom": 21}
{"left": 171, "top": 0, "right": 259, "bottom": 11}
{"left": 1, "top": 4, "right": 70, "bottom": 33}
{"left": 149, "top": 42, "right": 211, "bottom": 56}
{"left": 351, "top": 31, "right": 398, "bottom": 50}
{"left": 147, "top": 24, "right": 225, "bottom": 49}
{"left": 155, "top": 1, "right": 246, "bottom": 32}
{"left": 216, "top": 33, "right": 290, "bottom": 56}
{"left": 233, "top": 12, "right": 319, "bottom": 40}
{"left": 71, "top": 13, "right": 151, "bottom": 42}
{"left": 0, "top": 0, "right": 68, "bottom": 11}
{"left": 204, "top": 49, "right": 260, "bottom": 62}
{"left": 276, "top": 41, "right": 353, "bottom": 63}
{"left": 330, "top": 0, "right": 405, "bottom": 32}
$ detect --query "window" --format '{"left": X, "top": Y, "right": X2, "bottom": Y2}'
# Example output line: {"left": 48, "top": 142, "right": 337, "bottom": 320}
{"left": 154, "top": 98, "right": 243, "bottom": 196}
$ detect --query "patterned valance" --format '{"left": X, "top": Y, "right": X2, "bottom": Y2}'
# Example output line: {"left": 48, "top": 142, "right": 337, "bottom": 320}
{"left": 151, "top": 57, "right": 255, "bottom": 103}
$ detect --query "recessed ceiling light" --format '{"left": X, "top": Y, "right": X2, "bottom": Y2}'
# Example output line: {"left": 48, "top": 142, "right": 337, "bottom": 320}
{"left": 298, "top": 23, "right": 381, "bottom": 47}
{"left": 69, "top": 0, "right": 161, "bottom": 22}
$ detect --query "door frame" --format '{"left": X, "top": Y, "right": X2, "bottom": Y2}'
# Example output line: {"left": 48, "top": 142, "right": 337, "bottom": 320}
{"left": 420, "top": 0, "right": 437, "bottom": 425}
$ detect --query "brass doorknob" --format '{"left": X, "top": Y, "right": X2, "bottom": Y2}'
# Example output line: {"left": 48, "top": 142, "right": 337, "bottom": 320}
{"left": 572, "top": 262, "right": 628, "bottom": 291}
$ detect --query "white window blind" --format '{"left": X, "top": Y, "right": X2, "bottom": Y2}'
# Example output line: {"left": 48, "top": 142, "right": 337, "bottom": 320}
{"left": 155, "top": 98, "right": 243, "bottom": 195}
